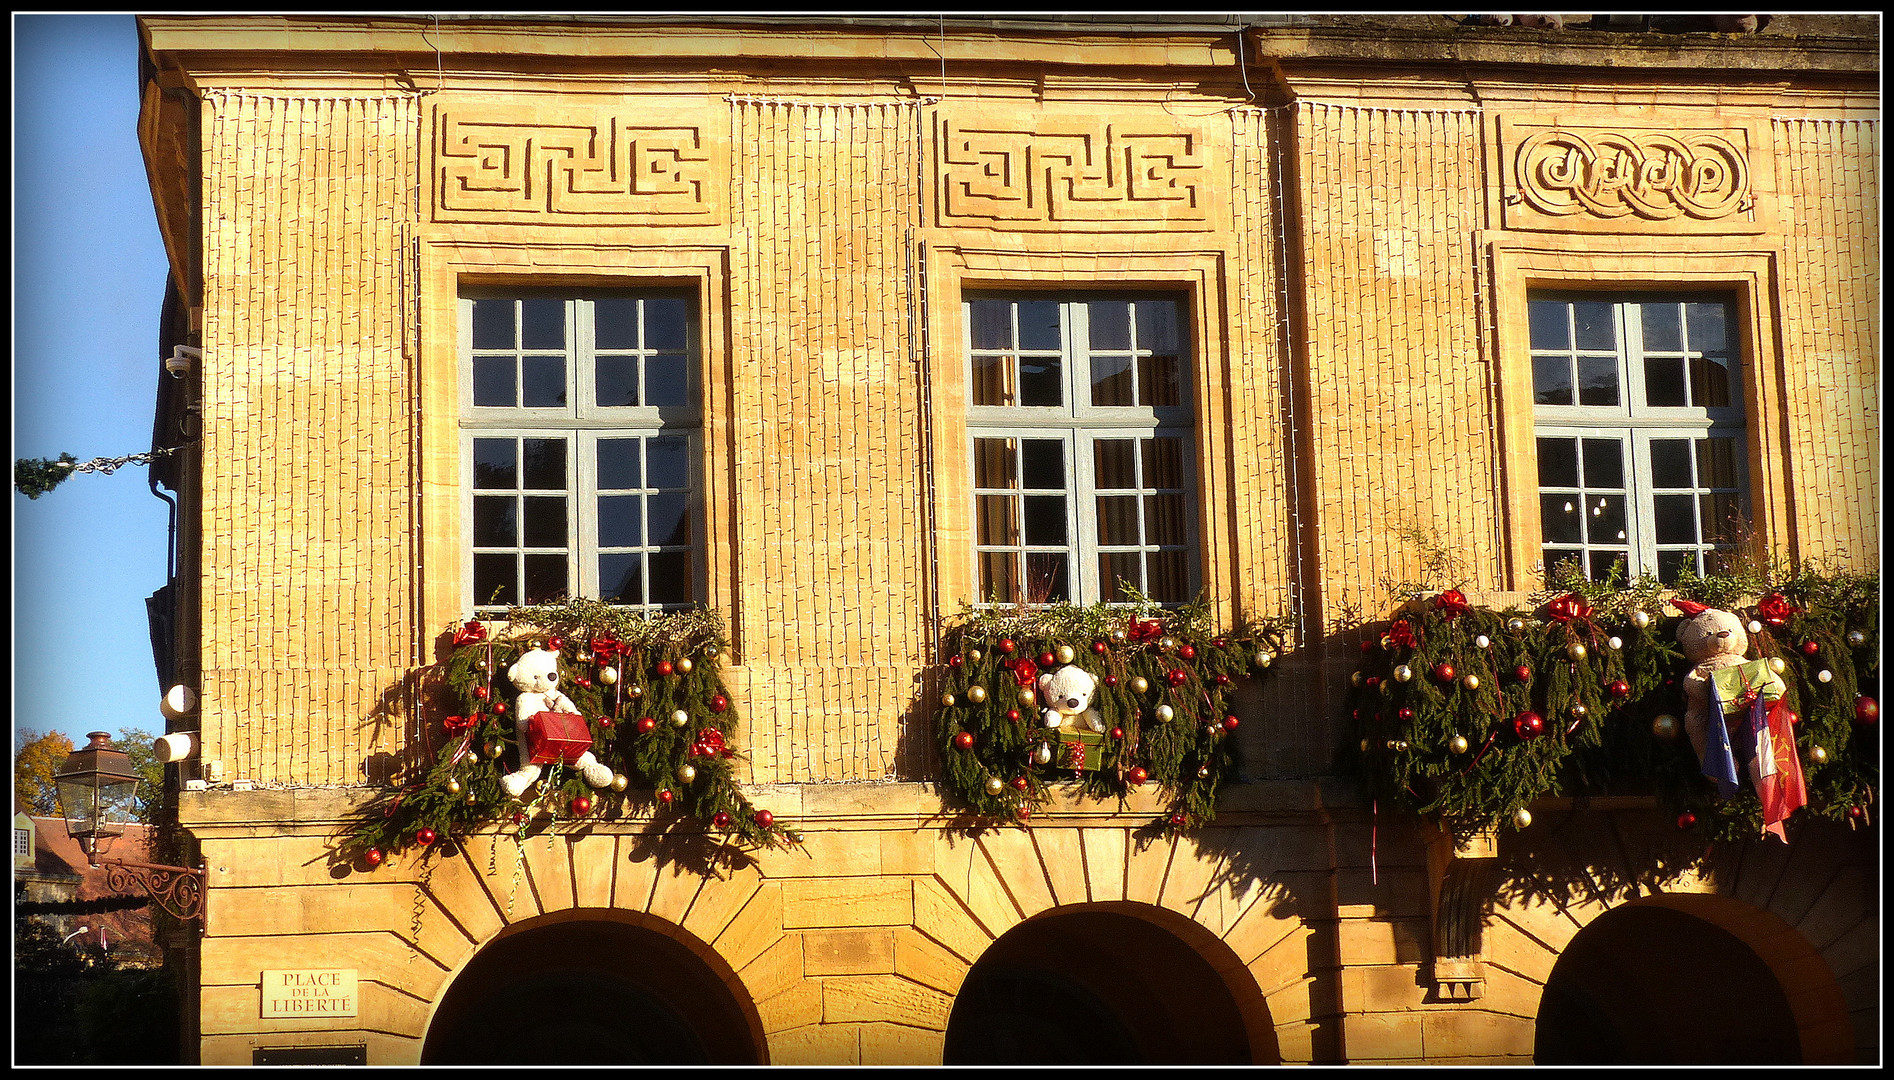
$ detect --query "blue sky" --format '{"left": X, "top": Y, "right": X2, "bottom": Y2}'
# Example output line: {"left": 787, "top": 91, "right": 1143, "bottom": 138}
{"left": 14, "top": 14, "right": 175, "bottom": 752}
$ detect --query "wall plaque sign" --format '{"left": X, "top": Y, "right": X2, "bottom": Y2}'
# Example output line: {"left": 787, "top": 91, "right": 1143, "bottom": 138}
{"left": 261, "top": 969, "right": 359, "bottom": 1018}
{"left": 1500, "top": 116, "right": 1770, "bottom": 235}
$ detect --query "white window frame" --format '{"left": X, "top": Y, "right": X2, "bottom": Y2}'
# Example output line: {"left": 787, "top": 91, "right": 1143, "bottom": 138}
{"left": 964, "top": 294, "right": 1199, "bottom": 607}
{"left": 459, "top": 291, "right": 704, "bottom": 614}
{"left": 1530, "top": 291, "right": 1749, "bottom": 584}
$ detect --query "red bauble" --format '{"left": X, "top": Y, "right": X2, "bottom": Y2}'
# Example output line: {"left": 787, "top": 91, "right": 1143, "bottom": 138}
{"left": 1167, "top": 669, "right": 1188, "bottom": 687}
{"left": 1847, "top": 805, "right": 1867, "bottom": 821}
{"left": 572, "top": 796, "right": 593, "bottom": 816}
{"left": 1364, "top": 676, "right": 1381, "bottom": 689}
{"left": 1006, "top": 709, "right": 1022, "bottom": 723}
{"left": 474, "top": 686, "right": 490, "bottom": 700}
{"left": 1513, "top": 711, "right": 1545, "bottom": 740}
{"left": 1092, "top": 641, "right": 1109, "bottom": 655}
{"left": 577, "top": 677, "right": 592, "bottom": 689}
{"left": 657, "top": 789, "right": 674, "bottom": 804}
{"left": 363, "top": 847, "right": 384, "bottom": 867}
{"left": 1608, "top": 680, "right": 1630, "bottom": 698}
{"left": 1180, "top": 644, "right": 1197, "bottom": 661}
{"left": 998, "top": 638, "right": 1016, "bottom": 654}
{"left": 637, "top": 716, "right": 658, "bottom": 734}
{"left": 1169, "top": 812, "right": 1188, "bottom": 827}
{"left": 1038, "top": 651, "right": 1057, "bottom": 668}
{"left": 1857, "top": 696, "right": 1880, "bottom": 725}
{"left": 1011, "top": 776, "right": 1029, "bottom": 791}
{"left": 1223, "top": 715, "right": 1240, "bottom": 731}
{"left": 657, "top": 660, "right": 675, "bottom": 676}
{"left": 954, "top": 731, "right": 976, "bottom": 750}
{"left": 713, "top": 812, "right": 733, "bottom": 829}
{"left": 548, "top": 636, "right": 564, "bottom": 651}
{"left": 1801, "top": 641, "right": 1820, "bottom": 656}
{"left": 415, "top": 828, "right": 437, "bottom": 846}
{"left": 1434, "top": 662, "right": 1457, "bottom": 683}
{"left": 1109, "top": 727, "right": 1125, "bottom": 740}
{"left": 1017, "top": 806, "right": 1032, "bottom": 821}
{"left": 1213, "top": 638, "right": 1228, "bottom": 649}
{"left": 493, "top": 703, "right": 506, "bottom": 715}
{"left": 599, "top": 716, "right": 615, "bottom": 729}
{"left": 1785, "top": 709, "right": 1801, "bottom": 727}
{"left": 1677, "top": 812, "right": 1697, "bottom": 830}
{"left": 710, "top": 694, "right": 729, "bottom": 713}
{"left": 1103, "top": 675, "right": 1119, "bottom": 688}
{"left": 1514, "top": 665, "right": 1533, "bottom": 683}
{"left": 1128, "top": 767, "right": 1149, "bottom": 785}
{"left": 1398, "top": 707, "right": 1415, "bottom": 722}
{"left": 1360, "top": 640, "right": 1374, "bottom": 655}
{"left": 947, "top": 655, "right": 963, "bottom": 668}
{"left": 511, "top": 811, "right": 527, "bottom": 825}
{"left": 754, "top": 810, "right": 774, "bottom": 828}
{"left": 1215, "top": 674, "right": 1231, "bottom": 686}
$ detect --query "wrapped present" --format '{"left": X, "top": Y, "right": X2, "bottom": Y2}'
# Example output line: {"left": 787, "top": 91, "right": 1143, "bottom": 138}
{"left": 525, "top": 710, "right": 595, "bottom": 765}
{"left": 1058, "top": 730, "right": 1107, "bottom": 772}
{"left": 1710, "top": 659, "right": 1785, "bottom": 718}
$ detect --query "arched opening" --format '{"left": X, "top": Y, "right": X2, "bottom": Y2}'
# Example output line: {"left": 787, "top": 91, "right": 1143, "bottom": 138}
{"left": 1535, "top": 904, "right": 1799, "bottom": 1064}
{"left": 943, "top": 904, "right": 1267, "bottom": 1065}
{"left": 422, "top": 914, "right": 763, "bottom": 1065}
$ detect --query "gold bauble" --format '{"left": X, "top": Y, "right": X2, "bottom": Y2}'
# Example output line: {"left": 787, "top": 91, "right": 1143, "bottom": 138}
{"left": 1461, "top": 674, "right": 1481, "bottom": 691}
{"left": 1018, "top": 687, "right": 1037, "bottom": 706}
{"left": 1513, "top": 807, "right": 1533, "bottom": 829}
{"left": 1631, "top": 610, "right": 1652, "bottom": 629}
{"left": 1110, "top": 629, "right": 1128, "bottom": 644}
{"left": 1507, "top": 618, "right": 1527, "bottom": 633}
{"left": 1056, "top": 645, "right": 1076, "bottom": 664}
{"left": 940, "top": 693, "right": 957, "bottom": 708}
{"left": 1818, "top": 669, "right": 1833, "bottom": 683}
{"left": 1449, "top": 735, "right": 1469, "bottom": 755}
{"left": 985, "top": 776, "right": 1005, "bottom": 795}
{"left": 1393, "top": 665, "right": 1413, "bottom": 683}
{"left": 1254, "top": 650, "right": 1274, "bottom": 669}
{"left": 1567, "top": 642, "right": 1588, "bottom": 661}
{"left": 1351, "top": 671, "right": 1365, "bottom": 688}
{"left": 600, "top": 666, "right": 618, "bottom": 685}
{"left": 1197, "top": 765, "right": 1211, "bottom": 779}
{"left": 1652, "top": 713, "right": 1681, "bottom": 741}
{"left": 1359, "top": 739, "right": 1371, "bottom": 753}
{"left": 676, "top": 657, "right": 693, "bottom": 674}
{"left": 1155, "top": 704, "right": 1174, "bottom": 723}
{"left": 610, "top": 773, "right": 629, "bottom": 792}
{"left": 966, "top": 685, "right": 987, "bottom": 704}
{"left": 465, "top": 792, "right": 479, "bottom": 806}
{"left": 1570, "top": 703, "right": 1588, "bottom": 718}
{"left": 1808, "top": 745, "right": 1829, "bottom": 765}
{"left": 1768, "top": 657, "right": 1787, "bottom": 675}
{"left": 1159, "top": 636, "right": 1178, "bottom": 652}
{"left": 1130, "top": 677, "right": 1149, "bottom": 694}
{"left": 968, "top": 649, "right": 983, "bottom": 663}
{"left": 446, "top": 779, "right": 462, "bottom": 795}
{"left": 676, "top": 764, "right": 697, "bottom": 784}
{"left": 1032, "top": 744, "right": 1053, "bottom": 765}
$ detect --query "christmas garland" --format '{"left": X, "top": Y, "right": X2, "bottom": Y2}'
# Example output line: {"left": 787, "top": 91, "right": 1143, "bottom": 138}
{"left": 345, "top": 601, "right": 799, "bottom": 867}
{"left": 1345, "top": 568, "right": 1879, "bottom": 843}
{"left": 934, "top": 598, "right": 1292, "bottom": 833}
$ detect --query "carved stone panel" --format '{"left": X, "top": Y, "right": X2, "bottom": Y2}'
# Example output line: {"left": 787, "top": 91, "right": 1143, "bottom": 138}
{"left": 1500, "top": 116, "right": 1771, "bottom": 235}
{"left": 432, "top": 102, "right": 725, "bottom": 226}
{"left": 935, "top": 112, "right": 1216, "bottom": 232}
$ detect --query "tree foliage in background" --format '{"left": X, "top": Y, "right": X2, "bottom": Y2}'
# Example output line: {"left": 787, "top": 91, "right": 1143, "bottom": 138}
{"left": 14, "top": 891, "right": 179, "bottom": 1065}
{"left": 15, "top": 729, "right": 74, "bottom": 814}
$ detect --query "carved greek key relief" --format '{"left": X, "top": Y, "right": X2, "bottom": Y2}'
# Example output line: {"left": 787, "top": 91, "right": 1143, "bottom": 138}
{"left": 1501, "top": 119, "right": 1765, "bottom": 233}
{"left": 938, "top": 116, "right": 1211, "bottom": 230}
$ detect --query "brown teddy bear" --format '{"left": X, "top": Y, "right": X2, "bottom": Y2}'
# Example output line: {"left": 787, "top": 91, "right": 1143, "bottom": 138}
{"left": 1675, "top": 600, "right": 1785, "bottom": 784}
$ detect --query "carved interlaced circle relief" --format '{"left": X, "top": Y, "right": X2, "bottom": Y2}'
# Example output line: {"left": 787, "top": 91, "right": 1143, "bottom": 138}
{"left": 1515, "top": 129, "right": 1751, "bottom": 221}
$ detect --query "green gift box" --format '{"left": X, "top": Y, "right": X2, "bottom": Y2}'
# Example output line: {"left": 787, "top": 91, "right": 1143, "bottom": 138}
{"left": 1057, "top": 730, "right": 1107, "bottom": 772}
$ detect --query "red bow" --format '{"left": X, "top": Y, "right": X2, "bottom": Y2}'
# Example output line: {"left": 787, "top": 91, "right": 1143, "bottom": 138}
{"left": 590, "top": 631, "right": 621, "bottom": 663}
{"left": 1756, "top": 593, "right": 1799, "bottom": 627}
{"left": 691, "top": 727, "right": 727, "bottom": 758}
{"left": 1433, "top": 590, "right": 1471, "bottom": 619}
{"left": 1545, "top": 593, "right": 1593, "bottom": 622}
{"left": 452, "top": 620, "right": 489, "bottom": 646}
{"left": 1386, "top": 620, "right": 1418, "bottom": 651}
{"left": 1127, "top": 617, "right": 1165, "bottom": 643}
{"left": 1010, "top": 658, "right": 1040, "bottom": 688}
{"left": 443, "top": 714, "right": 477, "bottom": 733}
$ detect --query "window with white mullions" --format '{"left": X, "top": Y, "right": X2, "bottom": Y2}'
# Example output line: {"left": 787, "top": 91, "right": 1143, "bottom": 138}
{"left": 1529, "top": 292, "right": 1748, "bottom": 585}
{"left": 965, "top": 294, "right": 1197, "bottom": 607}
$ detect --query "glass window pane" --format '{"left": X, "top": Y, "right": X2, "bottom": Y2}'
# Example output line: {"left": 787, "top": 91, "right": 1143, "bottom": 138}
{"left": 1146, "top": 493, "right": 1187, "bottom": 547}
{"left": 1135, "top": 300, "right": 1181, "bottom": 354}
{"left": 1589, "top": 494, "right": 1628, "bottom": 546}
{"left": 1090, "top": 355, "right": 1134, "bottom": 406}
{"left": 971, "top": 354, "right": 1014, "bottom": 406}
{"left": 1094, "top": 440, "right": 1137, "bottom": 489}
{"left": 1018, "top": 300, "right": 1061, "bottom": 351}
{"left": 1096, "top": 495, "right": 1139, "bottom": 545}
{"left": 1019, "top": 355, "right": 1062, "bottom": 406}
{"left": 593, "top": 298, "right": 637, "bottom": 350}
{"left": 1657, "top": 549, "right": 1697, "bottom": 586}
{"left": 523, "top": 553, "right": 568, "bottom": 604}
{"left": 1700, "top": 492, "right": 1740, "bottom": 543}
{"left": 473, "top": 495, "right": 517, "bottom": 547}
{"left": 474, "top": 553, "right": 516, "bottom": 608}
{"left": 521, "top": 298, "right": 565, "bottom": 350}
{"left": 1533, "top": 355, "right": 1574, "bottom": 406}
{"left": 1100, "top": 552, "right": 1142, "bottom": 601}
{"left": 1139, "top": 353, "right": 1181, "bottom": 408}
{"left": 1640, "top": 303, "right": 1682, "bottom": 352}
{"left": 473, "top": 356, "right": 516, "bottom": 407}
{"left": 1147, "top": 550, "right": 1188, "bottom": 604}
{"left": 1022, "top": 495, "right": 1067, "bottom": 546}
{"left": 600, "top": 553, "right": 643, "bottom": 603}
{"left": 473, "top": 438, "right": 517, "bottom": 490}
{"left": 1024, "top": 551, "right": 1069, "bottom": 603}
{"left": 979, "top": 551, "right": 1018, "bottom": 603}
{"left": 644, "top": 298, "right": 689, "bottom": 351}
{"left": 1573, "top": 301, "right": 1615, "bottom": 350}
{"left": 1142, "top": 438, "right": 1184, "bottom": 489}
{"left": 977, "top": 494, "right": 1017, "bottom": 546}
{"left": 968, "top": 300, "right": 1011, "bottom": 351}
{"left": 645, "top": 354, "right": 689, "bottom": 408}
{"left": 646, "top": 437, "right": 690, "bottom": 489}
{"left": 597, "top": 439, "right": 640, "bottom": 490}
{"left": 1021, "top": 440, "right": 1064, "bottom": 490}
{"left": 1649, "top": 439, "right": 1694, "bottom": 489}
{"left": 1644, "top": 357, "right": 1687, "bottom": 407}
{"left": 1696, "top": 438, "right": 1739, "bottom": 489}
{"left": 1653, "top": 494, "right": 1699, "bottom": 545}
{"left": 472, "top": 299, "right": 515, "bottom": 349}
{"left": 1536, "top": 437, "right": 1579, "bottom": 489}
{"left": 1543, "top": 548, "right": 1583, "bottom": 581}
{"left": 647, "top": 492, "right": 691, "bottom": 547}
{"left": 1686, "top": 303, "right": 1727, "bottom": 352}
{"left": 647, "top": 551, "right": 693, "bottom": 605}
{"left": 522, "top": 355, "right": 566, "bottom": 408}
{"left": 1576, "top": 355, "right": 1620, "bottom": 407}
{"left": 1588, "top": 549, "right": 1630, "bottom": 583}
{"left": 523, "top": 496, "right": 567, "bottom": 548}
{"left": 1581, "top": 439, "right": 1623, "bottom": 489}
{"left": 597, "top": 495, "right": 642, "bottom": 548}
{"left": 973, "top": 438, "right": 1017, "bottom": 489}
{"left": 1528, "top": 301, "right": 1569, "bottom": 349}
{"left": 1689, "top": 357, "right": 1732, "bottom": 408}
{"left": 1088, "top": 301, "right": 1132, "bottom": 351}
{"left": 1540, "top": 494, "right": 1583, "bottom": 544}
{"left": 522, "top": 439, "right": 566, "bottom": 490}
{"left": 595, "top": 356, "right": 639, "bottom": 407}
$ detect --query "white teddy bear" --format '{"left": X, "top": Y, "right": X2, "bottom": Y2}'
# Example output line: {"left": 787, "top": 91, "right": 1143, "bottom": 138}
{"left": 499, "top": 647, "right": 615, "bottom": 798}
{"left": 1037, "top": 665, "right": 1105, "bottom": 734}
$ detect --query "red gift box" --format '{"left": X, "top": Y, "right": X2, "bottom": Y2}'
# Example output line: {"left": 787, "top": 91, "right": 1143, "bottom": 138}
{"left": 525, "top": 711, "right": 594, "bottom": 765}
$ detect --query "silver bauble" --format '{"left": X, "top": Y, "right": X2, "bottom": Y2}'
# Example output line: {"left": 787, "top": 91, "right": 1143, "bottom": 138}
{"left": 1159, "top": 636, "right": 1178, "bottom": 652}
{"left": 1110, "top": 629, "right": 1128, "bottom": 644}
{"left": 600, "top": 666, "right": 618, "bottom": 685}
{"left": 1846, "top": 630, "right": 1866, "bottom": 648}
{"left": 1652, "top": 713, "right": 1681, "bottom": 741}
{"left": 629, "top": 685, "right": 645, "bottom": 699}
{"left": 1033, "top": 744, "right": 1053, "bottom": 765}
{"left": 1818, "top": 669, "right": 1833, "bottom": 683}
{"left": 1507, "top": 618, "right": 1527, "bottom": 633}
{"left": 1155, "top": 704, "right": 1174, "bottom": 723}
{"left": 671, "top": 709, "right": 690, "bottom": 727}
{"left": 1393, "top": 665, "right": 1413, "bottom": 683}
{"left": 1254, "top": 650, "right": 1274, "bottom": 669}
{"left": 1748, "top": 620, "right": 1764, "bottom": 635}
{"left": 1474, "top": 635, "right": 1491, "bottom": 650}
{"left": 1608, "top": 636, "right": 1623, "bottom": 651}
{"left": 1513, "top": 808, "right": 1533, "bottom": 829}
{"left": 1632, "top": 610, "right": 1652, "bottom": 629}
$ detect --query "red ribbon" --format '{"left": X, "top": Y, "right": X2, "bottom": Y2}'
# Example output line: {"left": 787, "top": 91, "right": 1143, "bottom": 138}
{"left": 443, "top": 714, "right": 477, "bottom": 733}
{"left": 1756, "top": 593, "right": 1799, "bottom": 627}
{"left": 1433, "top": 590, "right": 1471, "bottom": 620}
{"left": 1386, "top": 620, "right": 1418, "bottom": 652}
{"left": 1009, "top": 658, "right": 1040, "bottom": 688}
{"left": 691, "top": 727, "right": 727, "bottom": 758}
{"left": 452, "top": 619, "right": 489, "bottom": 646}
{"left": 1545, "top": 593, "right": 1593, "bottom": 622}
{"left": 1127, "top": 617, "right": 1165, "bottom": 643}
{"left": 589, "top": 631, "right": 621, "bottom": 663}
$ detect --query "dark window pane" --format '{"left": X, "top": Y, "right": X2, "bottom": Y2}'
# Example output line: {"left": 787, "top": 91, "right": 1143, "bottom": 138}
{"left": 1653, "top": 494, "right": 1698, "bottom": 546}
{"left": 1689, "top": 357, "right": 1732, "bottom": 408}
{"left": 522, "top": 439, "right": 566, "bottom": 490}
{"left": 1533, "top": 355, "right": 1573, "bottom": 406}
{"left": 1018, "top": 301, "right": 1061, "bottom": 351}
{"left": 968, "top": 300, "right": 1011, "bottom": 351}
{"left": 522, "top": 355, "right": 566, "bottom": 408}
{"left": 1148, "top": 550, "right": 1188, "bottom": 604}
{"left": 646, "top": 354, "right": 689, "bottom": 408}
{"left": 1096, "top": 495, "right": 1139, "bottom": 545}
{"left": 977, "top": 494, "right": 1017, "bottom": 546}
{"left": 473, "top": 356, "right": 516, "bottom": 407}
{"left": 521, "top": 298, "right": 565, "bottom": 350}
{"left": 973, "top": 438, "right": 1016, "bottom": 489}
{"left": 522, "top": 496, "right": 567, "bottom": 548}
{"left": 1540, "top": 494, "right": 1583, "bottom": 544}
{"left": 1542, "top": 548, "right": 1584, "bottom": 581}
{"left": 1707, "top": 547, "right": 1740, "bottom": 577}
{"left": 1094, "top": 440, "right": 1137, "bottom": 489}
{"left": 1089, "top": 301, "right": 1132, "bottom": 351}
{"left": 1090, "top": 355, "right": 1134, "bottom": 406}
{"left": 647, "top": 551, "right": 693, "bottom": 605}
{"left": 1536, "top": 437, "right": 1579, "bottom": 489}
{"left": 1139, "top": 353, "right": 1181, "bottom": 407}
{"left": 595, "top": 356, "right": 639, "bottom": 407}
{"left": 1018, "top": 355, "right": 1062, "bottom": 406}
{"left": 1581, "top": 439, "right": 1623, "bottom": 489}
{"left": 597, "top": 495, "right": 642, "bottom": 548}
{"left": 1657, "top": 549, "right": 1697, "bottom": 586}
{"left": 1700, "top": 493, "right": 1740, "bottom": 543}
{"left": 523, "top": 554, "right": 569, "bottom": 604}
{"left": 1589, "top": 495, "right": 1628, "bottom": 546}
{"left": 1100, "top": 552, "right": 1142, "bottom": 601}
{"left": 644, "top": 298, "right": 689, "bottom": 351}
{"left": 1025, "top": 551, "right": 1068, "bottom": 603}
{"left": 597, "top": 439, "right": 640, "bottom": 490}
{"left": 1573, "top": 302, "right": 1615, "bottom": 350}
{"left": 594, "top": 298, "right": 638, "bottom": 350}
{"left": 647, "top": 492, "right": 691, "bottom": 546}
{"left": 472, "top": 299, "right": 515, "bottom": 349}
{"left": 1576, "top": 356, "right": 1620, "bottom": 407}
{"left": 645, "top": 437, "right": 690, "bottom": 489}
{"left": 1022, "top": 495, "right": 1067, "bottom": 546}
{"left": 1644, "top": 357, "right": 1687, "bottom": 407}
{"left": 1146, "top": 493, "right": 1187, "bottom": 547}
{"left": 1528, "top": 301, "right": 1569, "bottom": 349}
{"left": 473, "top": 496, "right": 517, "bottom": 547}
{"left": 1640, "top": 303, "right": 1682, "bottom": 352}
{"left": 473, "top": 438, "right": 517, "bottom": 489}
{"left": 1142, "top": 438, "right": 1184, "bottom": 489}
{"left": 971, "top": 353, "right": 1013, "bottom": 406}
{"left": 474, "top": 553, "right": 516, "bottom": 608}
{"left": 1588, "top": 548, "right": 1630, "bottom": 583}
{"left": 1136, "top": 300, "right": 1181, "bottom": 354}
{"left": 1650, "top": 439, "right": 1694, "bottom": 489}
{"left": 1697, "top": 438, "right": 1739, "bottom": 489}
{"left": 1686, "top": 303, "right": 1727, "bottom": 352}
{"left": 979, "top": 551, "right": 1018, "bottom": 603}
{"left": 1021, "top": 440, "right": 1064, "bottom": 490}
{"left": 600, "top": 553, "right": 643, "bottom": 603}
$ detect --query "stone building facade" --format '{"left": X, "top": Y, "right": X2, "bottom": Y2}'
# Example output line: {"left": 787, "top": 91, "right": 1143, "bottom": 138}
{"left": 137, "top": 14, "right": 1878, "bottom": 1065}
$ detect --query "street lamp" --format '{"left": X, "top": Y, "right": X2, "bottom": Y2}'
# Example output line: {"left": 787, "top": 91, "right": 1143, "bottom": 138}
{"left": 51, "top": 730, "right": 206, "bottom": 930}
